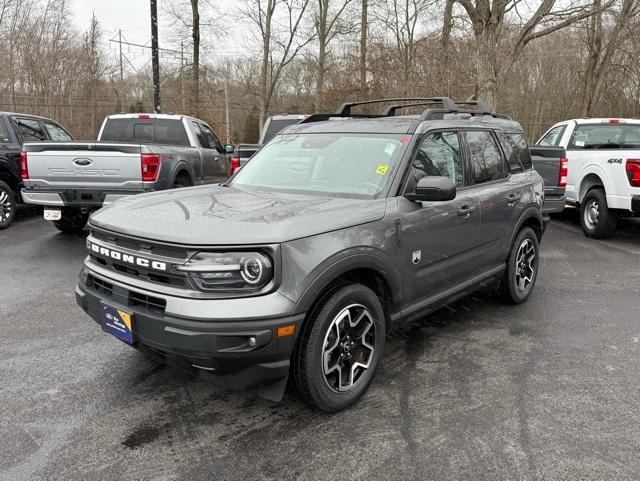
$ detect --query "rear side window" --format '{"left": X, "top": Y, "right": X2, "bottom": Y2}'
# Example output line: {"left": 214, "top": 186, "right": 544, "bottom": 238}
{"left": 101, "top": 118, "right": 190, "bottom": 146}
{"left": 503, "top": 132, "right": 532, "bottom": 171}
{"left": 44, "top": 121, "right": 72, "bottom": 141}
{"left": 538, "top": 125, "right": 565, "bottom": 146}
{"left": 568, "top": 123, "right": 640, "bottom": 150}
{"left": 16, "top": 118, "right": 46, "bottom": 142}
{"left": 0, "top": 119, "right": 10, "bottom": 143}
{"left": 465, "top": 130, "right": 505, "bottom": 184}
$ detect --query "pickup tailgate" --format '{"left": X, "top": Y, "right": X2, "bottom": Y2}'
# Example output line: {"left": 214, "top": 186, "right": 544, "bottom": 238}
{"left": 530, "top": 145, "right": 566, "bottom": 214}
{"left": 23, "top": 142, "right": 143, "bottom": 190}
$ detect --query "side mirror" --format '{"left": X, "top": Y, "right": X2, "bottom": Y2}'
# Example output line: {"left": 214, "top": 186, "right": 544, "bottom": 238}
{"left": 224, "top": 144, "right": 235, "bottom": 154}
{"left": 406, "top": 176, "right": 456, "bottom": 202}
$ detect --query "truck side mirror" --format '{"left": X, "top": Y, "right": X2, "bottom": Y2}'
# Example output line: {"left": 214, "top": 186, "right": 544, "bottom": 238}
{"left": 224, "top": 144, "right": 235, "bottom": 154}
{"left": 405, "top": 176, "right": 456, "bottom": 202}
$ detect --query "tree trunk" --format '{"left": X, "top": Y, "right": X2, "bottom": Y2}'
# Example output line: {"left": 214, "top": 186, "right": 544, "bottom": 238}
{"left": 474, "top": 26, "right": 500, "bottom": 108}
{"left": 191, "top": 0, "right": 200, "bottom": 117}
{"left": 359, "top": 0, "right": 368, "bottom": 93}
{"left": 315, "top": 0, "right": 328, "bottom": 111}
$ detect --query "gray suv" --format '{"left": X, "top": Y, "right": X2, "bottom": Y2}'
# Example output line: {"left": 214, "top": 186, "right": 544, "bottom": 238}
{"left": 75, "top": 98, "right": 545, "bottom": 412}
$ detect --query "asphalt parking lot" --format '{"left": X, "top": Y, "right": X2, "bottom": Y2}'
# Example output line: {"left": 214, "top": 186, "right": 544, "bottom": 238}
{"left": 1, "top": 206, "right": 640, "bottom": 481}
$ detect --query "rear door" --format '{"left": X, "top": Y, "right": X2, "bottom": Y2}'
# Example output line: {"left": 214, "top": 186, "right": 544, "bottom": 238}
{"left": 199, "top": 123, "right": 229, "bottom": 182}
{"left": 399, "top": 130, "right": 480, "bottom": 302}
{"left": 462, "top": 129, "right": 522, "bottom": 270}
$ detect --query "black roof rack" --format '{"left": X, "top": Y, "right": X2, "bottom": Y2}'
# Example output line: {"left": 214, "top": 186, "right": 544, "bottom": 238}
{"left": 298, "top": 97, "right": 509, "bottom": 125}
{"left": 337, "top": 97, "right": 458, "bottom": 116}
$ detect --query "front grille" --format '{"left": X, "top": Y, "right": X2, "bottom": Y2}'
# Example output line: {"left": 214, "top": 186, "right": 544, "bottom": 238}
{"left": 89, "top": 227, "right": 192, "bottom": 289}
{"left": 86, "top": 274, "right": 166, "bottom": 315}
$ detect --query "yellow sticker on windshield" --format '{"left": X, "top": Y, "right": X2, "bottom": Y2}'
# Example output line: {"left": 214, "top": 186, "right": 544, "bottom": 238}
{"left": 376, "top": 164, "right": 389, "bottom": 175}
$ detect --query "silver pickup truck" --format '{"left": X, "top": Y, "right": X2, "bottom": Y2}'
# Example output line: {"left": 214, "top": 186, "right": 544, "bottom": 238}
{"left": 21, "top": 113, "right": 233, "bottom": 233}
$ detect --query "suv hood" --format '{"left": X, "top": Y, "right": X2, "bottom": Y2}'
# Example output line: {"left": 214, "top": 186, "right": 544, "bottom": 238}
{"left": 90, "top": 185, "right": 387, "bottom": 245}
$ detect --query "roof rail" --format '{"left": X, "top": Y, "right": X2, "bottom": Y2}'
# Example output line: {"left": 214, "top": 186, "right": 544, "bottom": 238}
{"left": 420, "top": 107, "right": 510, "bottom": 121}
{"left": 383, "top": 101, "right": 446, "bottom": 116}
{"left": 336, "top": 97, "right": 457, "bottom": 116}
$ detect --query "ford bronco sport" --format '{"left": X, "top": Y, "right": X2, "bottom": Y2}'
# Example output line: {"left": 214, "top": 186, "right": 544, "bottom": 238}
{"left": 76, "top": 98, "right": 546, "bottom": 412}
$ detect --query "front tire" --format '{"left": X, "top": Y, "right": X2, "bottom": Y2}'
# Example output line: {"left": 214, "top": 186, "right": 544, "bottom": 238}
{"left": 0, "top": 181, "right": 16, "bottom": 230}
{"left": 499, "top": 227, "right": 539, "bottom": 304}
{"left": 292, "top": 284, "right": 385, "bottom": 412}
{"left": 580, "top": 188, "right": 617, "bottom": 238}
{"left": 53, "top": 208, "right": 89, "bottom": 234}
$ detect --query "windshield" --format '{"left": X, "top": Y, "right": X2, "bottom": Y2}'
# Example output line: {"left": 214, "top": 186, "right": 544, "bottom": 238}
{"left": 231, "top": 133, "right": 409, "bottom": 198}
{"left": 569, "top": 123, "right": 640, "bottom": 150}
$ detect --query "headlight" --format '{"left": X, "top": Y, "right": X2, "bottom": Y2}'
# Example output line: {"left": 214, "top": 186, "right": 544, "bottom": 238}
{"left": 177, "top": 252, "right": 273, "bottom": 292}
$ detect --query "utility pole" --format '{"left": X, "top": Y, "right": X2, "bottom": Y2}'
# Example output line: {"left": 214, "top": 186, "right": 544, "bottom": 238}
{"left": 119, "top": 29, "right": 124, "bottom": 112}
{"left": 150, "top": 0, "right": 161, "bottom": 113}
{"left": 224, "top": 81, "right": 230, "bottom": 143}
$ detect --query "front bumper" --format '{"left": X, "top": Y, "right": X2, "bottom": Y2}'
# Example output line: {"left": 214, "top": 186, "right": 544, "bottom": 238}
{"left": 75, "top": 268, "right": 304, "bottom": 391}
{"left": 21, "top": 188, "right": 142, "bottom": 207}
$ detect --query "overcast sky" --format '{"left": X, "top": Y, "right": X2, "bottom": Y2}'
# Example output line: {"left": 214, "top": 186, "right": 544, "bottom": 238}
{"left": 71, "top": 0, "right": 244, "bottom": 67}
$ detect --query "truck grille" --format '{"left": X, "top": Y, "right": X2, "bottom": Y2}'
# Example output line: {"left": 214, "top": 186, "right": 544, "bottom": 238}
{"left": 86, "top": 274, "right": 167, "bottom": 315}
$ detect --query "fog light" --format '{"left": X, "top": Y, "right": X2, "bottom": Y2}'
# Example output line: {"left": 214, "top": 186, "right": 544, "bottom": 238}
{"left": 248, "top": 336, "right": 257, "bottom": 347}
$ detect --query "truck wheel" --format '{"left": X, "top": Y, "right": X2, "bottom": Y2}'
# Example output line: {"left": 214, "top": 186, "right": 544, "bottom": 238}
{"left": 53, "top": 208, "right": 89, "bottom": 234}
{"left": 580, "top": 188, "right": 617, "bottom": 239}
{"left": 499, "top": 227, "right": 539, "bottom": 304}
{"left": 0, "top": 181, "right": 16, "bottom": 230}
{"left": 292, "top": 283, "right": 385, "bottom": 412}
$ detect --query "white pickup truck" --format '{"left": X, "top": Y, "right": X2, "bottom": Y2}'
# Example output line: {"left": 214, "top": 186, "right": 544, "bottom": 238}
{"left": 537, "top": 118, "right": 640, "bottom": 238}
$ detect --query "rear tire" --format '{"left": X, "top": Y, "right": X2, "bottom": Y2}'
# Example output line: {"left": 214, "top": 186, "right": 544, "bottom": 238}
{"left": 53, "top": 208, "right": 89, "bottom": 234}
{"left": 173, "top": 173, "right": 192, "bottom": 189}
{"left": 499, "top": 227, "right": 539, "bottom": 304}
{"left": 292, "top": 284, "right": 385, "bottom": 412}
{"left": 0, "top": 181, "right": 16, "bottom": 230}
{"left": 580, "top": 188, "right": 617, "bottom": 239}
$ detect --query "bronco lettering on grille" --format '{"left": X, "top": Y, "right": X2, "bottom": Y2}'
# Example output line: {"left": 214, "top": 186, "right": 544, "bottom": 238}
{"left": 89, "top": 242, "right": 167, "bottom": 271}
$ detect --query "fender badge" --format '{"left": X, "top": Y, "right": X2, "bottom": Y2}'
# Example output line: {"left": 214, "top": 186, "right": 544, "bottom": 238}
{"left": 412, "top": 250, "right": 421, "bottom": 264}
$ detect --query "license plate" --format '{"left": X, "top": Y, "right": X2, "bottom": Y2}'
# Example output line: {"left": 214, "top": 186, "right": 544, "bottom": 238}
{"left": 44, "top": 209, "right": 62, "bottom": 221}
{"left": 100, "top": 302, "right": 134, "bottom": 344}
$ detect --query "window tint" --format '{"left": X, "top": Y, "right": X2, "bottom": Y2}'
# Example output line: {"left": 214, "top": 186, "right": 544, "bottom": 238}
{"left": 568, "top": 123, "right": 640, "bottom": 150}
{"left": 16, "top": 118, "right": 46, "bottom": 142}
{"left": 200, "top": 123, "right": 222, "bottom": 151}
{"left": 0, "top": 119, "right": 10, "bottom": 143}
{"left": 502, "top": 132, "right": 532, "bottom": 171}
{"left": 406, "top": 131, "right": 462, "bottom": 193}
{"left": 466, "top": 130, "right": 505, "bottom": 184}
{"left": 101, "top": 118, "right": 190, "bottom": 146}
{"left": 538, "top": 125, "right": 565, "bottom": 146}
{"left": 44, "top": 122, "right": 72, "bottom": 141}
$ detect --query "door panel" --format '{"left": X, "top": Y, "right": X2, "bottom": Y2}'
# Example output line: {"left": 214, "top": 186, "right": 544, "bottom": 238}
{"left": 399, "top": 194, "right": 480, "bottom": 303}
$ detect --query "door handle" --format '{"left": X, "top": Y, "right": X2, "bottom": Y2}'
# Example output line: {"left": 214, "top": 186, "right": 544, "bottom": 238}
{"left": 457, "top": 205, "right": 475, "bottom": 217}
{"left": 507, "top": 192, "right": 522, "bottom": 205}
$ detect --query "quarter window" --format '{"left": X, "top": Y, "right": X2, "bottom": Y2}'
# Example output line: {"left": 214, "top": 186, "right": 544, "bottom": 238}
{"left": 405, "top": 131, "right": 463, "bottom": 193}
{"left": 466, "top": 130, "right": 505, "bottom": 184}
{"left": 44, "top": 122, "right": 72, "bottom": 141}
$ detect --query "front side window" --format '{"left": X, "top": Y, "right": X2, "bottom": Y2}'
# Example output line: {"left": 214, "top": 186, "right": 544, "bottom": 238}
{"left": 538, "top": 125, "right": 565, "bottom": 146}
{"left": 466, "top": 130, "right": 505, "bottom": 184}
{"left": 568, "top": 123, "right": 640, "bottom": 150}
{"left": 16, "top": 118, "right": 46, "bottom": 142}
{"left": 200, "top": 124, "right": 222, "bottom": 151}
{"left": 231, "top": 133, "right": 409, "bottom": 199}
{"left": 405, "top": 131, "right": 462, "bottom": 193}
{"left": 44, "top": 122, "right": 72, "bottom": 141}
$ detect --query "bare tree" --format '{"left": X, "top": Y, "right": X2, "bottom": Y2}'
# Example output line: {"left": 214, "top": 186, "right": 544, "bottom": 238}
{"left": 581, "top": 0, "right": 640, "bottom": 115}
{"left": 313, "top": 0, "right": 352, "bottom": 110}
{"left": 243, "top": 0, "right": 314, "bottom": 130}
{"left": 443, "top": 0, "right": 613, "bottom": 108}
{"left": 360, "top": 0, "right": 368, "bottom": 92}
